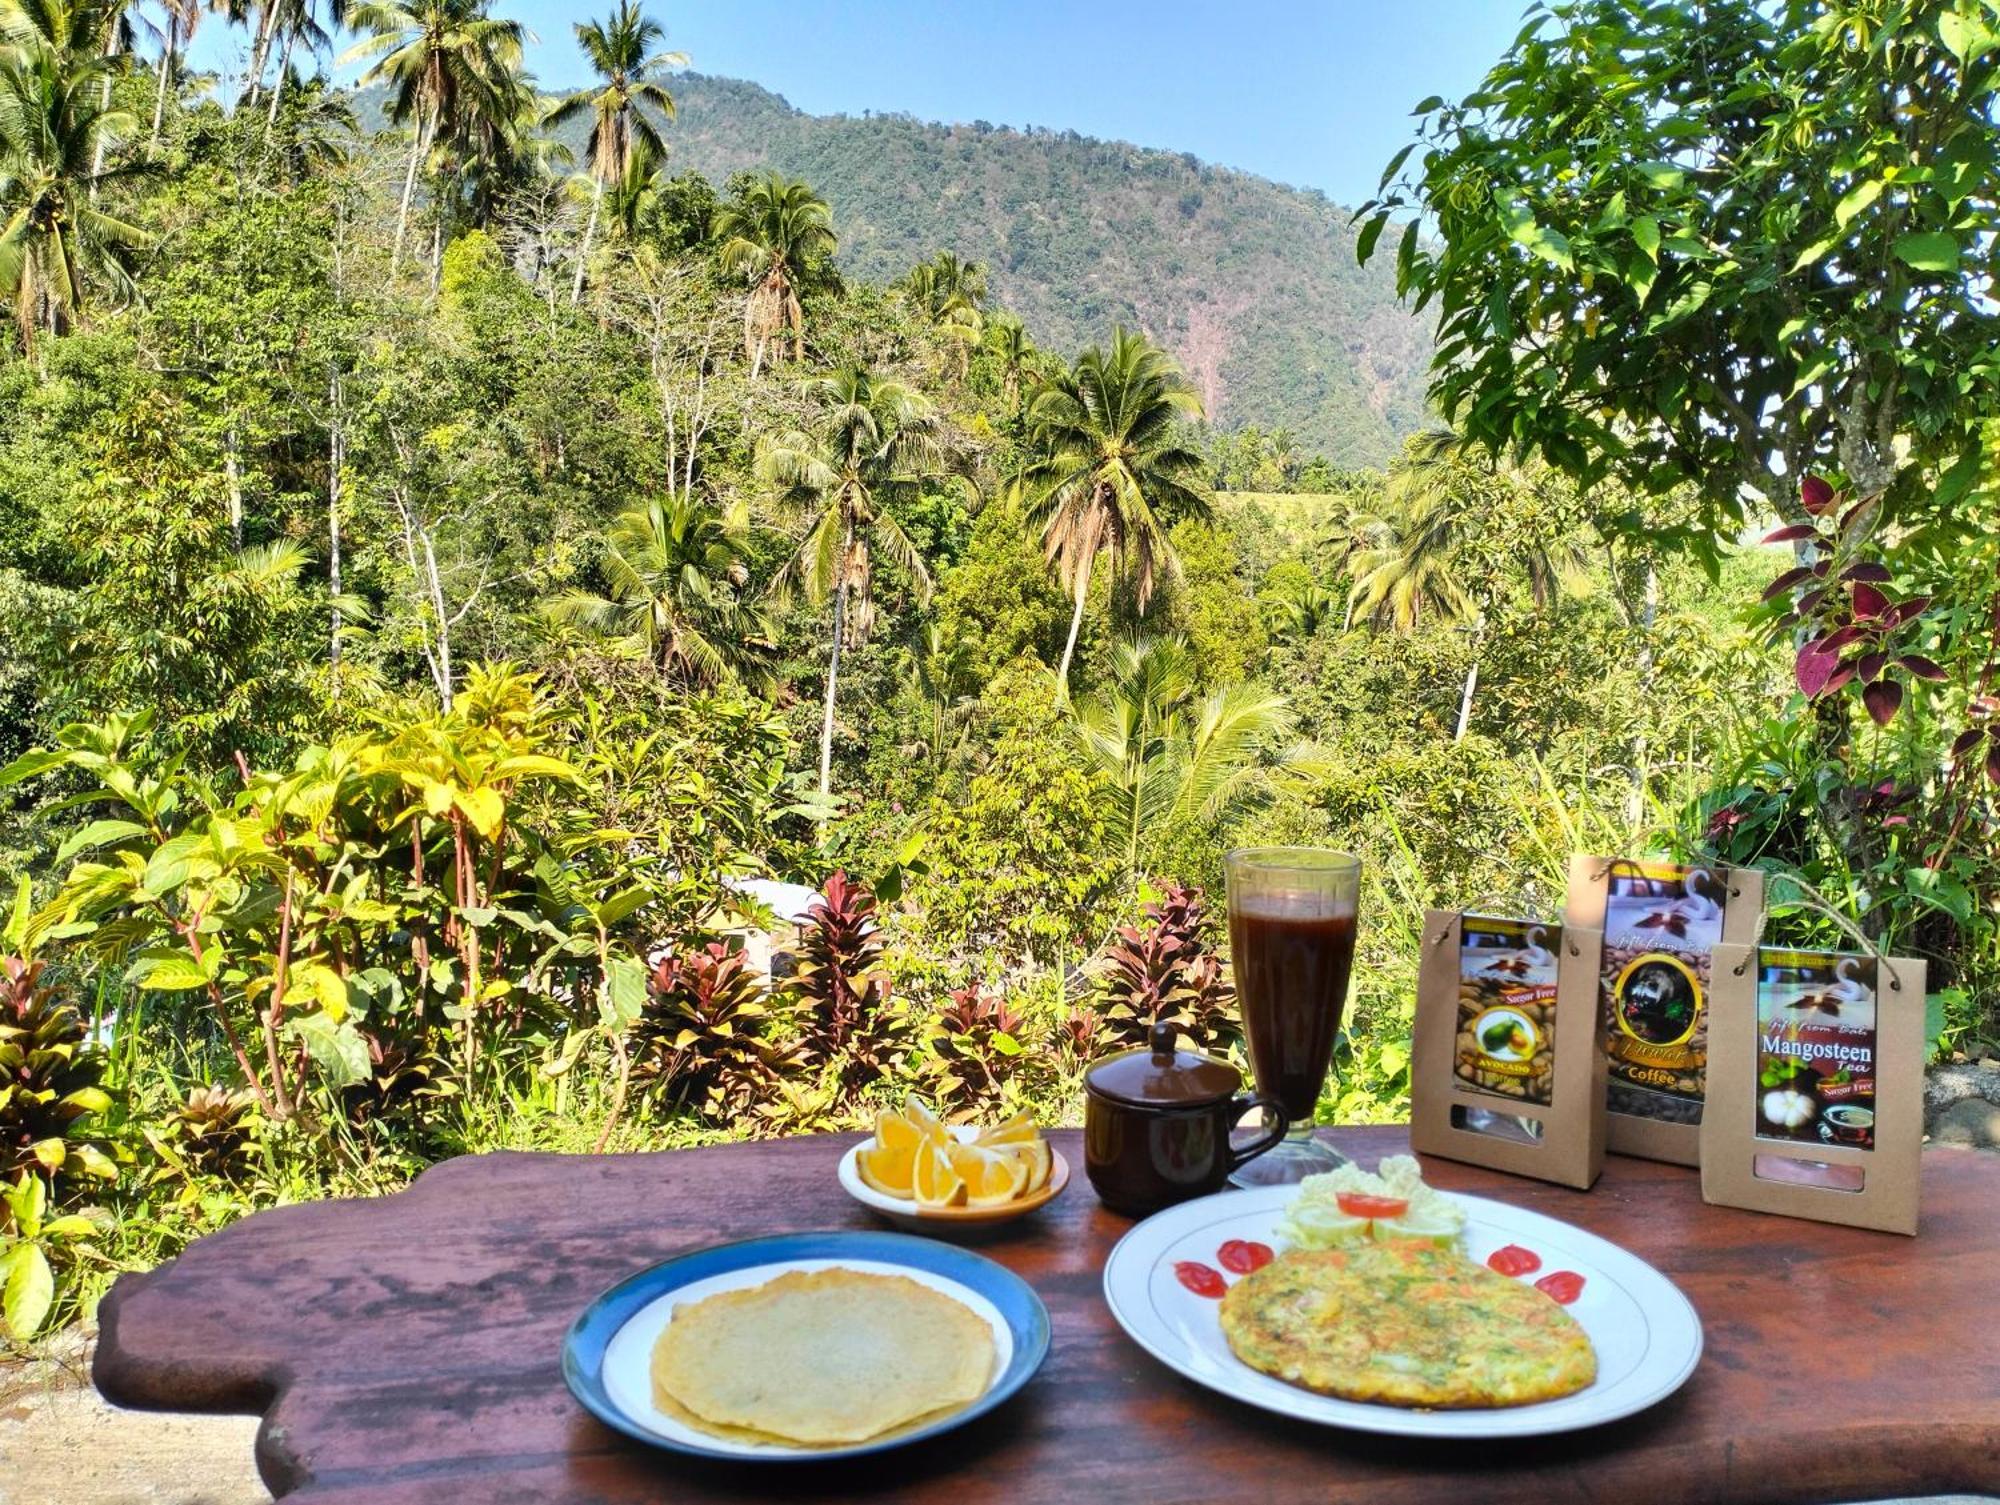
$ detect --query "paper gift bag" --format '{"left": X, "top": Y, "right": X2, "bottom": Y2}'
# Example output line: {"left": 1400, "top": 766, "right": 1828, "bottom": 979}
{"left": 1564, "top": 856, "right": 1765, "bottom": 1166}
{"left": 1702, "top": 944, "right": 1927, "bottom": 1235}
{"left": 1410, "top": 909, "right": 1608, "bottom": 1189}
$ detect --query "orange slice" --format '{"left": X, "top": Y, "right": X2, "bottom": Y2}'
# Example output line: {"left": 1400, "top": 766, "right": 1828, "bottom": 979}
{"left": 947, "top": 1143, "right": 1030, "bottom": 1207}
{"left": 902, "top": 1096, "right": 946, "bottom": 1142}
{"left": 912, "top": 1141, "right": 967, "bottom": 1208}
{"left": 875, "top": 1107, "right": 935, "bottom": 1156}
{"left": 994, "top": 1138, "right": 1052, "bottom": 1194}
{"left": 972, "top": 1111, "right": 1039, "bottom": 1148}
{"left": 856, "top": 1139, "right": 918, "bottom": 1199}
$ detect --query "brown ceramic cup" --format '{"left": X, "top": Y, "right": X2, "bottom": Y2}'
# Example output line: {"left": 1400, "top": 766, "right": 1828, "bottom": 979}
{"left": 1083, "top": 1021, "right": 1289, "bottom": 1216}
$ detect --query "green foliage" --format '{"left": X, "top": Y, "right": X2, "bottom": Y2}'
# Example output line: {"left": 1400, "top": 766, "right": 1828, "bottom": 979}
{"left": 910, "top": 662, "right": 1124, "bottom": 968}
{"left": 1362, "top": 0, "right": 2000, "bottom": 538}
{"left": 651, "top": 73, "right": 1432, "bottom": 463}
{"left": 2, "top": 1170, "right": 106, "bottom": 1343}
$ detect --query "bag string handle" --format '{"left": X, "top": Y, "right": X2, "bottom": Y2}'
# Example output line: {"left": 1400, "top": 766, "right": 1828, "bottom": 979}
{"left": 1726, "top": 871, "right": 1905, "bottom": 994}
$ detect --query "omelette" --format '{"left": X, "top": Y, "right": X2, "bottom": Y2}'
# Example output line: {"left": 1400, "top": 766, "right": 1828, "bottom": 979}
{"left": 1219, "top": 1239, "right": 1595, "bottom": 1408}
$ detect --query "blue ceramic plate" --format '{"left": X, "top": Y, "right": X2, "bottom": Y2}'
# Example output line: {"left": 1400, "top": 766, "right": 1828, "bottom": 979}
{"left": 563, "top": 1230, "right": 1050, "bottom": 1461}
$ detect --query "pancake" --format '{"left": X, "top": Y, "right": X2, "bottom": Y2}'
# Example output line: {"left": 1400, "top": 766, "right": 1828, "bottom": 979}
{"left": 1219, "top": 1239, "right": 1596, "bottom": 1408}
{"left": 651, "top": 1268, "right": 995, "bottom": 1445}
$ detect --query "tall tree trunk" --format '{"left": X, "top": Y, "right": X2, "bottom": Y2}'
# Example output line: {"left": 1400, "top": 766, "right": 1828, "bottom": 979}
{"left": 264, "top": 25, "right": 295, "bottom": 132}
{"left": 1055, "top": 543, "right": 1095, "bottom": 694}
{"left": 150, "top": 20, "right": 177, "bottom": 146}
{"left": 392, "top": 119, "right": 429, "bottom": 273}
{"left": 570, "top": 180, "right": 602, "bottom": 306}
{"left": 89, "top": 67, "right": 113, "bottom": 193}
{"left": 245, "top": 4, "right": 276, "bottom": 107}
{"left": 225, "top": 423, "right": 244, "bottom": 548}
{"left": 1453, "top": 625, "right": 1483, "bottom": 742}
{"left": 1626, "top": 565, "right": 1659, "bottom": 828}
{"left": 818, "top": 525, "right": 853, "bottom": 813}
{"left": 328, "top": 364, "right": 344, "bottom": 698}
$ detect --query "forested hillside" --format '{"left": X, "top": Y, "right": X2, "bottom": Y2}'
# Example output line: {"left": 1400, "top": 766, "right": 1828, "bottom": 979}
{"left": 361, "top": 72, "right": 1433, "bottom": 465}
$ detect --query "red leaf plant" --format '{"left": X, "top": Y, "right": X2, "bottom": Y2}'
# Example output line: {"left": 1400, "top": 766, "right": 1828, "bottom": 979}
{"left": 1764, "top": 474, "right": 1938, "bottom": 726}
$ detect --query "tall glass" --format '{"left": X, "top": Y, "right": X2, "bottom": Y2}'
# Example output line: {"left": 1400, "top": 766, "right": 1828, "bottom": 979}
{"left": 1225, "top": 848, "right": 1361, "bottom": 1185}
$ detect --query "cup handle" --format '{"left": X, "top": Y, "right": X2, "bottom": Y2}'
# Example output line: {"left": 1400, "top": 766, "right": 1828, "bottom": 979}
{"left": 1224, "top": 1093, "right": 1290, "bottom": 1172}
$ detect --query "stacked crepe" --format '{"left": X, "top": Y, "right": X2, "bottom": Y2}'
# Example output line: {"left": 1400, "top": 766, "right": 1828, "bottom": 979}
{"left": 650, "top": 1268, "right": 996, "bottom": 1447}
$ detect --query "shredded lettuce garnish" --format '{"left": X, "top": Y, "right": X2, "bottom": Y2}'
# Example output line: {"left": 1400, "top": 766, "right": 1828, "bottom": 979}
{"left": 1274, "top": 1155, "right": 1465, "bottom": 1250}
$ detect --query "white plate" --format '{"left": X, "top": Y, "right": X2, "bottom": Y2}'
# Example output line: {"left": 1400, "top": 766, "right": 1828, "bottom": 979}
{"left": 837, "top": 1126, "right": 1069, "bottom": 1229}
{"left": 1102, "top": 1185, "right": 1702, "bottom": 1439}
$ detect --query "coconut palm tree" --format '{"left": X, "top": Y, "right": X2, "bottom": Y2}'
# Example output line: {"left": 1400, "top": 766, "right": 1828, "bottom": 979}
{"left": 756, "top": 367, "right": 954, "bottom": 804}
{"left": 545, "top": 493, "right": 770, "bottom": 690}
{"left": 1072, "top": 634, "right": 1296, "bottom": 874}
{"left": 256, "top": 0, "right": 345, "bottom": 133}
{"left": 900, "top": 621, "right": 976, "bottom": 770}
{"left": 425, "top": 48, "right": 540, "bottom": 252}
{"left": 713, "top": 170, "right": 833, "bottom": 376}
{"left": 146, "top": 0, "right": 200, "bottom": 144}
{"left": 0, "top": 26, "right": 151, "bottom": 345}
{"left": 1348, "top": 429, "right": 1589, "bottom": 740}
{"left": 542, "top": 0, "right": 682, "bottom": 305}
{"left": 341, "top": 0, "right": 525, "bottom": 272}
{"left": 983, "top": 308, "right": 1031, "bottom": 414}
{"left": 900, "top": 249, "right": 985, "bottom": 379}
{"left": 1016, "top": 326, "right": 1211, "bottom": 691}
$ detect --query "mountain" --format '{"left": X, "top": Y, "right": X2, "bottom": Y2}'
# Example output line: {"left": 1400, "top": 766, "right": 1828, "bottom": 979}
{"left": 655, "top": 76, "right": 1432, "bottom": 467}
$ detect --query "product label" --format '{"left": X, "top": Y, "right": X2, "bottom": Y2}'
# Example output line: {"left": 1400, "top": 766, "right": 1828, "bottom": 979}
{"left": 1599, "top": 861, "right": 1729, "bottom": 1117}
{"left": 1456, "top": 916, "right": 1560, "bottom": 1107}
{"left": 1755, "top": 949, "right": 1877, "bottom": 1151}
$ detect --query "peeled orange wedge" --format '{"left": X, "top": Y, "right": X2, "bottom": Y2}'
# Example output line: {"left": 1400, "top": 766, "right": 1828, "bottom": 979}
{"left": 851, "top": 1098, "right": 1053, "bottom": 1213}
{"left": 856, "top": 1138, "right": 919, "bottom": 1199}
{"left": 972, "top": 1111, "right": 1038, "bottom": 1148}
{"left": 994, "top": 1137, "right": 1051, "bottom": 1194}
{"left": 912, "top": 1140, "right": 968, "bottom": 1208}
{"left": 946, "top": 1142, "right": 1030, "bottom": 1207}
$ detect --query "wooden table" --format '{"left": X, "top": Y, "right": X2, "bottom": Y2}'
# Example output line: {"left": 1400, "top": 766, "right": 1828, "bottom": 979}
{"left": 94, "top": 1128, "right": 2000, "bottom": 1503}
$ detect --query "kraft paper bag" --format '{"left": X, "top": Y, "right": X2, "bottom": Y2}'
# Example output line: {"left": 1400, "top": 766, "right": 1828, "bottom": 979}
{"left": 1702, "top": 943, "right": 1926, "bottom": 1236}
{"left": 1410, "top": 909, "right": 1607, "bottom": 1190}
{"left": 1564, "top": 856, "right": 1765, "bottom": 1166}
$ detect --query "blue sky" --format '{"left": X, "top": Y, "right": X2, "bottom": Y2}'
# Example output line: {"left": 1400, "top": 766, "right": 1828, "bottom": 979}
{"left": 190, "top": 1, "right": 1525, "bottom": 206}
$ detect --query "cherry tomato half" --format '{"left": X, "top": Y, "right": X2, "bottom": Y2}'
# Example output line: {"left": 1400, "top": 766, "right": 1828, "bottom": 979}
{"left": 1175, "top": 1260, "right": 1228, "bottom": 1298}
{"left": 1486, "top": 1244, "right": 1543, "bottom": 1278}
{"left": 1217, "top": 1239, "right": 1274, "bottom": 1275}
{"left": 1334, "top": 1191, "right": 1411, "bottom": 1220}
{"left": 1534, "top": 1270, "right": 1586, "bottom": 1305}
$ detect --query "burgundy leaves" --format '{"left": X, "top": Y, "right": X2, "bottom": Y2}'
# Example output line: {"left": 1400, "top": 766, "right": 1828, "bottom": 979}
{"left": 1950, "top": 696, "right": 2000, "bottom": 788}
{"left": 1635, "top": 908, "right": 1691, "bottom": 937}
{"left": 1764, "top": 474, "right": 1935, "bottom": 726}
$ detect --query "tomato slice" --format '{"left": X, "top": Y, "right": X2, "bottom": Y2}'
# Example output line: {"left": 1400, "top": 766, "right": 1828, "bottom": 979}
{"left": 1534, "top": 1270, "right": 1586, "bottom": 1304}
{"left": 1174, "top": 1260, "right": 1228, "bottom": 1298}
{"left": 1486, "top": 1244, "right": 1543, "bottom": 1277}
{"left": 1334, "top": 1191, "right": 1411, "bottom": 1220}
{"left": 1217, "top": 1239, "right": 1274, "bottom": 1274}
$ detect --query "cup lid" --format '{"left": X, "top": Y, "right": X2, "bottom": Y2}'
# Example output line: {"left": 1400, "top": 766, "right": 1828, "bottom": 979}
{"left": 1085, "top": 1020, "right": 1241, "bottom": 1107}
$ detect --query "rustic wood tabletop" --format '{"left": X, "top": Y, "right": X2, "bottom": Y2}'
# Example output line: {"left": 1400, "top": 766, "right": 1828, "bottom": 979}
{"left": 93, "top": 1127, "right": 2000, "bottom": 1504}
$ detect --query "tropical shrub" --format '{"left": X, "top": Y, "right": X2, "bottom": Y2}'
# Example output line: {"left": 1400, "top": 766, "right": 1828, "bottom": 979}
{"left": 634, "top": 942, "right": 800, "bottom": 1126}
{"left": 1096, "top": 883, "right": 1238, "bottom": 1054}
{"left": 0, "top": 956, "right": 115, "bottom": 1188}
{"left": 790, "top": 871, "right": 907, "bottom": 1093}
{"left": 923, "top": 982, "right": 1027, "bottom": 1112}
